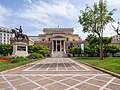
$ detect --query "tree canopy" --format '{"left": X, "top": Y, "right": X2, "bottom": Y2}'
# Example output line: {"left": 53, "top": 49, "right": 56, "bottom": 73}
{"left": 78, "top": 0, "right": 116, "bottom": 59}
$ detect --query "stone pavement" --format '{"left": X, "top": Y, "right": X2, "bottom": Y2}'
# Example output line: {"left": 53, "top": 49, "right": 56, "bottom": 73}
{"left": 0, "top": 58, "right": 120, "bottom": 90}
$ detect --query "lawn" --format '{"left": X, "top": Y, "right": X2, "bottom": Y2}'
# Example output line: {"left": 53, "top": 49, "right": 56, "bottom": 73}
{"left": 0, "top": 58, "right": 42, "bottom": 72}
{"left": 72, "top": 57, "right": 120, "bottom": 74}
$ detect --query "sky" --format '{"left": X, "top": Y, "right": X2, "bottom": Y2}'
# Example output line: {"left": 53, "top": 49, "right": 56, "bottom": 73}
{"left": 0, "top": 0, "right": 120, "bottom": 40}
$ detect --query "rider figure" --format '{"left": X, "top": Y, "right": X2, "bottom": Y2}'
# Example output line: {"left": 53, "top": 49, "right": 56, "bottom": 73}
{"left": 16, "top": 26, "right": 23, "bottom": 34}
{"left": 19, "top": 26, "right": 23, "bottom": 34}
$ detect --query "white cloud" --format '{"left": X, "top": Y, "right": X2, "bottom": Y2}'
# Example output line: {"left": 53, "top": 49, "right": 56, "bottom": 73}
{"left": 107, "top": 0, "right": 120, "bottom": 5}
{"left": 104, "top": 23, "right": 116, "bottom": 37}
{"left": 0, "top": 5, "right": 9, "bottom": 21}
{"left": 0, "top": 4, "right": 12, "bottom": 26}
{"left": 19, "top": 0, "right": 78, "bottom": 26}
{"left": 27, "top": 0, "right": 32, "bottom": 4}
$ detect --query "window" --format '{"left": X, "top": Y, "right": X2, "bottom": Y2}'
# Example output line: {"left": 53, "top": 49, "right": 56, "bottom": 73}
{"left": 48, "top": 38, "right": 50, "bottom": 41}
{"left": 70, "top": 43, "right": 73, "bottom": 48}
{"left": 67, "top": 38, "right": 69, "bottom": 41}
{"left": 4, "top": 34, "right": 6, "bottom": 35}
{"left": 42, "top": 39, "right": 45, "bottom": 41}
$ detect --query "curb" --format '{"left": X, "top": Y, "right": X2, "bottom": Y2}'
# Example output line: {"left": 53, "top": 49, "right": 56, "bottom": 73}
{"left": 0, "top": 58, "right": 44, "bottom": 74}
{"left": 78, "top": 61, "right": 120, "bottom": 79}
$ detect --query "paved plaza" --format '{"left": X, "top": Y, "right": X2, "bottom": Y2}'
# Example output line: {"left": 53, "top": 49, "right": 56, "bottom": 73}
{"left": 0, "top": 58, "right": 120, "bottom": 90}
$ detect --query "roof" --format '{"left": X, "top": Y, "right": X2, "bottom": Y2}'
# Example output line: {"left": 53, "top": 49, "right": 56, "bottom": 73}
{"left": 0, "top": 26, "right": 12, "bottom": 33}
{"left": 43, "top": 28, "right": 74, "bottom": 34}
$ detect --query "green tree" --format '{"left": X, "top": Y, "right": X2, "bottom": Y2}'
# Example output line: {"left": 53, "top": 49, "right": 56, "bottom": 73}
{"left": 68, "top": 46, "right": 81, "bottom": 57}
{"left": 86, "top": 34, "right": 96, "bottom": 42}
{"left": 84, "top": 44, "right": 99, "bottom": 56}
{"left": 78, "top": 0, "right": 116, "bottom": 59}
{"left": 104, "top": 44, "right": 120, "bottom": 56}
{"left": 89, "top": 37, "right": 112, "bottom": 45}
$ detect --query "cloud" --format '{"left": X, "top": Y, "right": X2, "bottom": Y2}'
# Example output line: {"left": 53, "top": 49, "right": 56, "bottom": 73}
{"left": 19, "top": 0, "right": 78, "bottom": 27}
{"left": 0, "top": 5, "right": 9, "bottom": 21}
{"left": 27, "top": 0, "right": 32, "bottom": 4}
{"left": 107, "top": 0, "right": 120, "bottom": 5}
{"left": 103, "top": 23, "right": 116, "bottom": 37}
{"left": 0, "top": 4, "right": 12, "bottom": 26}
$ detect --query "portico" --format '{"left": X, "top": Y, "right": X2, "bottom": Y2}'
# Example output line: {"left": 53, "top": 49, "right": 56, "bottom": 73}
{"left": 51, "top": 37, "right": 66, "bottom": 54}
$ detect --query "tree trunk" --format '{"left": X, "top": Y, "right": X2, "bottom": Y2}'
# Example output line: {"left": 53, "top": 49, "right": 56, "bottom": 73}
{"left": 99, "top": 36, "right": 103, "bottom": 60}
{"left": 73, "top": 54, "right": 75, "bottom": 57}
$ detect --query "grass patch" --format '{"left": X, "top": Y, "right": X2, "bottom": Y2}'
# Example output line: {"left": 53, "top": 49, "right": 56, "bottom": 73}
{"left": 0, "top": 58, "right": 43, "bottom": 72}
{"left": 72, "top": 57, "right": 120, "bottom": 74}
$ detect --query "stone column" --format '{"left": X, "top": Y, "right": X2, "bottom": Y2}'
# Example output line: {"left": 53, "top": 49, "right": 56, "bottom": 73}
{"left": 60, "top": 40, "right": 61, "bottom": 51}
{"left": 56, "top": 40, "right": 57, "bottom": 52}
{"left": 52, "top": 40, "right": 53, "bottom": 54}
{"left": 64, "top": 40, "right": 66, "bottom": 54}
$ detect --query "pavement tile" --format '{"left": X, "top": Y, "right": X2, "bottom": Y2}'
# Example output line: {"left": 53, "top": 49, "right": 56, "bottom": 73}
{"left": 95, "top": 76, "right": 112, "bottom": 81}
{"left": 50, "top": 76, "right": 66, "bottom": 81}
{"left": 10, "top": 78, "right": 29, "bottom": 86}
{"left": 3, "top": 87, "right": 13, "bottom": 90}
{"left": 15, "top": 82, "right": 38, "bottom": 90}
{"left": 48, "top": 63, "right": 57, "bottom": 70}
{"left": 34, "top": 87, "right": 46, "bottom": 90}
{"left": 0, "top": 77, "right": 6, "bottom": 82}
{"left": 112, "top": 78, "right": 120, "bottom": 84}
{"left": 0, "top": 82, "right": 10, "bottom": 89}
{"left": 45, "top": 82, "right": 68, "bottom": 90}
{"left": 87, "top": 79, "right": 107, "bottom": 86}
{"left": 69, "top": 88, "right": 78, "bottom": 90}
{"left": 75, "top": 83, "right": 100, "bottom": 90}
{"left": 61, "top": 79, "right": 80, "bottom": 86}
{"left": 6, "top": 76, "right": 22, "bottom": 81}
{"left": 102, "top": 89, "right": 110, "bottom": 90}
{"left": 26, "top": 76, "right": 44, "bottom": 81}
{"left": 35, "top": 78, "right": 54, "bottom": 86}
{"left": 73, "top": 76, "right": 89, "bottom": 81}
{"left": 106, "top": 83, "right": 120, "bottom": 90}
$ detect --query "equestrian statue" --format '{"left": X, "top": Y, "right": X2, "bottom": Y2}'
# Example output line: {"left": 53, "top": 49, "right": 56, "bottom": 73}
{"left": 12, "top": 26, "right": 28, "bottom": 41}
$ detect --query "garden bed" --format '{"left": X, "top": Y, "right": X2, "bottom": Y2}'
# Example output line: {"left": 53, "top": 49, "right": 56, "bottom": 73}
{"left": 72, "top": 57, "right": 120, "bottom": 74}
{"left": 0, "top": 58, "right": 43, "bottom": 72}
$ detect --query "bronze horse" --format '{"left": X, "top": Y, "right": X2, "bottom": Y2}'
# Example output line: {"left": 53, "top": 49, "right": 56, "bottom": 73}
{"left": 11, "top": 28, "right": 28, "bottom": 41}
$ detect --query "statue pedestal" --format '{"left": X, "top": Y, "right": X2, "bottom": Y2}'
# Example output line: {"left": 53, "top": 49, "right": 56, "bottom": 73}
{"left": 12, "top": 42, "right": 29, "bottom": 57}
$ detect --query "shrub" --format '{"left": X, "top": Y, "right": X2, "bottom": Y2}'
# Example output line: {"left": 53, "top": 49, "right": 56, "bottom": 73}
{"left": 11, "top": 57, "right": 29, "bottom": 63}
{"left": 27, "top": 53, "right": 44, "bottom": 59}
{"left": 0, "top": 44, "right": 13, "bottom": 55}
{"left": 68, "top": 46, "right": 81, "bottom": 57}
{"left": 28, "top": 45, "right": 49, "bottom": 56}
{"left": 38, "top": 54, "right": 44, "bottom": 58}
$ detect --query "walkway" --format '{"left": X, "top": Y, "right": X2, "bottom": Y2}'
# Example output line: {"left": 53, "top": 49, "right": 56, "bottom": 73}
{"left": 0, "top": 58, "right": 120, "bottom": 90}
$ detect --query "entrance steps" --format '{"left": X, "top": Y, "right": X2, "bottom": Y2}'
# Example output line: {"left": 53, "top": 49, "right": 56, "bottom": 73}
{"left": 51, "top": 51, "right": 67, "bottom": 58}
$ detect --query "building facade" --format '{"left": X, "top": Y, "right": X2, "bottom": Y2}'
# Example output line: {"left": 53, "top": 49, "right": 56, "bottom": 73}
{"left": 34, "top": 28, "right": 82, "bottom": 55}
{"left": 111, "top": 35, "right": 120, "bottom": 45}
{"left": 0, "top": 26, "right": 13, "bottom": 44}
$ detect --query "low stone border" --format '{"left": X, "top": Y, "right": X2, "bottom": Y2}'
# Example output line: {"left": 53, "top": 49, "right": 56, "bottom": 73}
{"left": 78, "top": 61, "right": 120, "bottom": 79}
{"left": 0, "top": 58, "right": 44, "bottom": 74}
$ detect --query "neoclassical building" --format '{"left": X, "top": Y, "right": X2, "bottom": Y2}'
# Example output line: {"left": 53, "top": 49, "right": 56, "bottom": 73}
{"left": 0, "top": 26, "right": 13, "bottom": 44}
{"left": 111, "top": 35, "right": 120, "bottom": 45}
{"left": 34, "top": 28, "right": 82, "bottom": 56}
